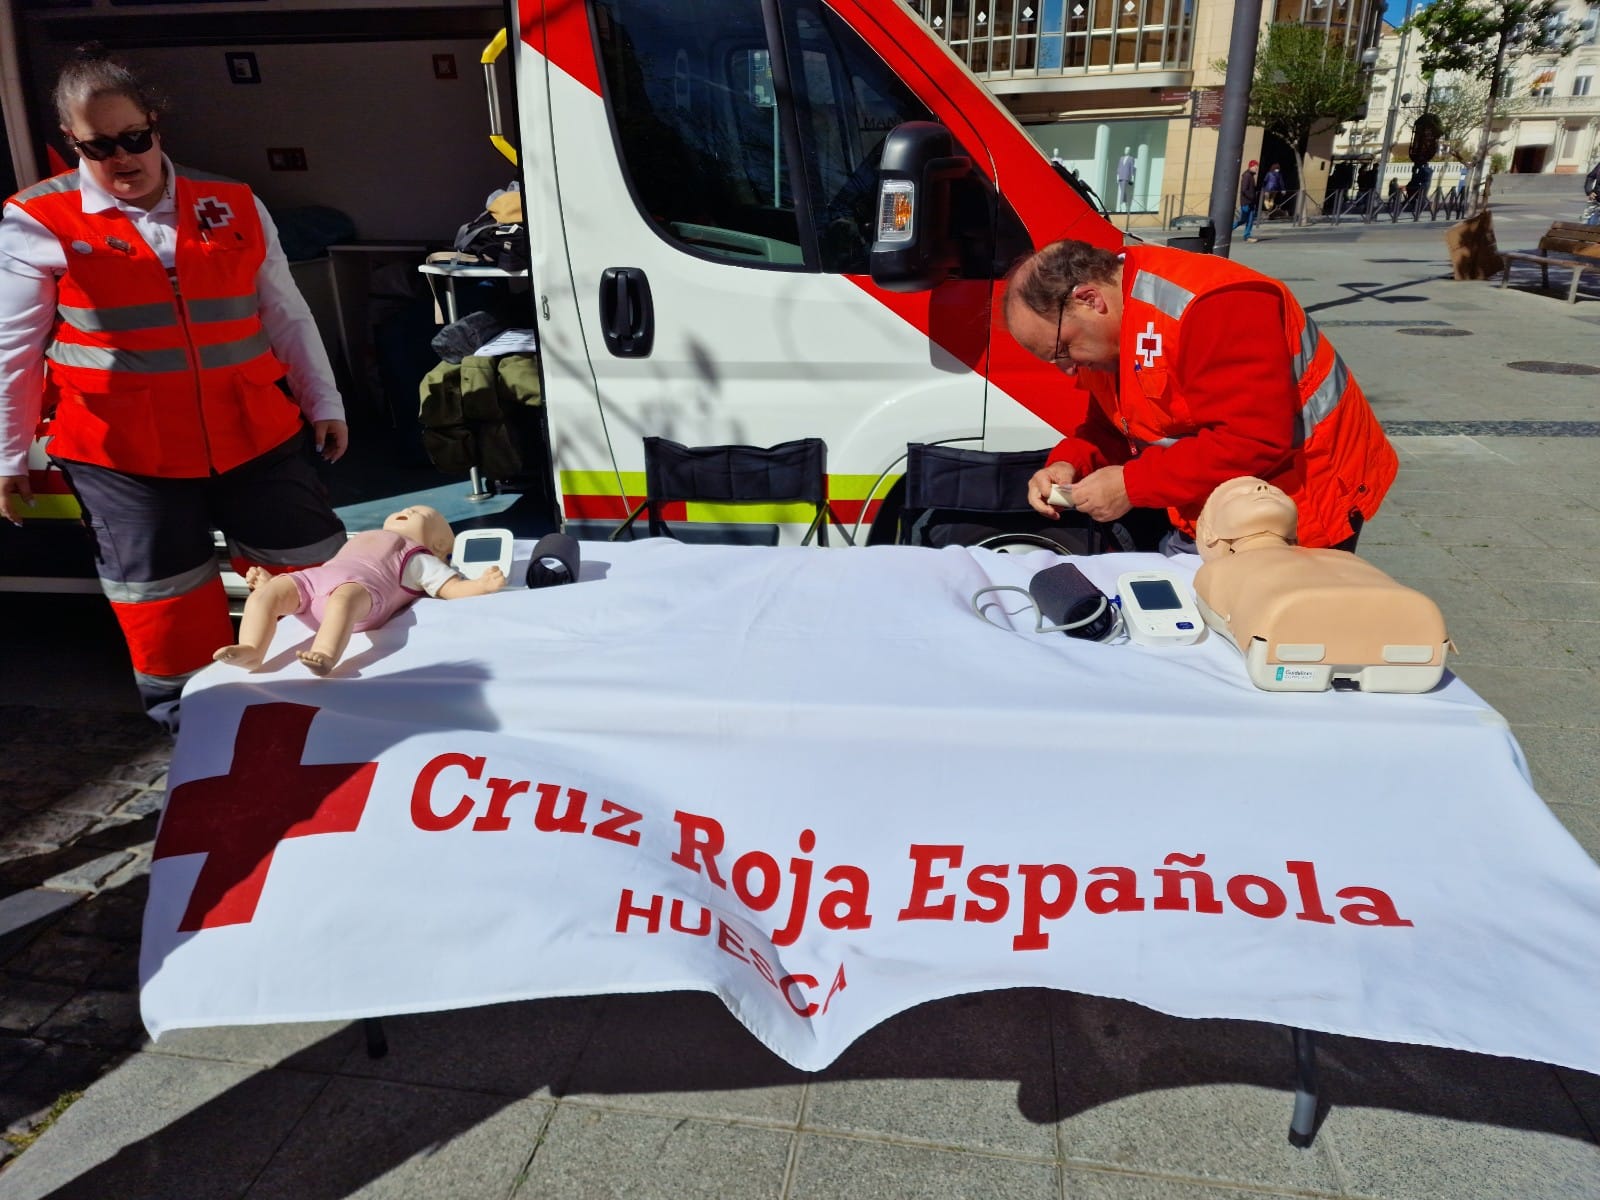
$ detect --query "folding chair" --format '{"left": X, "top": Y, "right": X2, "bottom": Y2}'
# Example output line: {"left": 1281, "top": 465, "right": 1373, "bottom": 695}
{"left": 898, "top": 442, "right": 1158, "bottom": 554}
{"left": 609, "top": 436, "right": 855, "bottom": 546}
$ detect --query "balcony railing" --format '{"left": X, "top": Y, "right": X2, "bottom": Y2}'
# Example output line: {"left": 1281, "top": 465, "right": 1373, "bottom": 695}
{"left": 1517, "top": 94, "right": 1600, "bottom": 114}
{"left": 906, "top": 0, "right": 1194, "bottom": 79}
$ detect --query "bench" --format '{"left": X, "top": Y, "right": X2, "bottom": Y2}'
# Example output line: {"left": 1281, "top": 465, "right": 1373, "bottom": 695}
{"left": 1498, "top": 221, "right": 1600, "bottom": 303}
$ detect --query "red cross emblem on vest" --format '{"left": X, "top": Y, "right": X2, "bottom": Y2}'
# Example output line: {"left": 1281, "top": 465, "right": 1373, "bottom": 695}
{"left": 194, "top": 197, "right": 235, "bottom": 229}
{"left": 1135, "top": 321, "right": 1164, "bottom": 368}
{"left": 153, "top": 702, "right": 378, "bottom": 931}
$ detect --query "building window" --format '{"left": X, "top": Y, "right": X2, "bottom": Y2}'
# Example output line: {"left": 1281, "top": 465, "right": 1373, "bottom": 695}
{"left": 918, "top": 0, "right": 1192, "bottom": 75}
{"left": 1574, "top": 73, "right": 1593, "bottom": 96}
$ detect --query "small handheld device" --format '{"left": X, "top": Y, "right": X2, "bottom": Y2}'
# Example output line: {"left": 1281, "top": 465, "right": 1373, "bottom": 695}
{"left": 1047, "top": 483, "right": 1076, "bottom": 509}
{"left": 1115, "top": 569, "right": 1205, "bottom": 647}
{"left": 451, "top": 527, "right": 514, "bottom": 581}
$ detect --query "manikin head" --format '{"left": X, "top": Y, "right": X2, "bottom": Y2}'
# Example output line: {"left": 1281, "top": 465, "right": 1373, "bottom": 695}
{"left": 383, "top": 505, "right": 455, "bottom": 560}
{"left": 1195, "top": 477, "right": 1298, "bottom": 562}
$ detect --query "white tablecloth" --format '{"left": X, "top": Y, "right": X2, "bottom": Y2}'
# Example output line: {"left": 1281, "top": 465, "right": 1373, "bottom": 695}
{"left": 140, "top": 541, "right": 1600, "bottom": 1074}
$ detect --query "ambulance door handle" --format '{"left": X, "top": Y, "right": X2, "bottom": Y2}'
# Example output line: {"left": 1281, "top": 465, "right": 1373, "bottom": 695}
{"left": 599, "top": 267, "right": 654, "bottom": 358}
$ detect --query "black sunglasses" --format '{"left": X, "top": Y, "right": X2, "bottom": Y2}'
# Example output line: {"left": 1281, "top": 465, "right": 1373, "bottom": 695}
{"left": 68, "top": 125, "right": 157, "bottom": 162}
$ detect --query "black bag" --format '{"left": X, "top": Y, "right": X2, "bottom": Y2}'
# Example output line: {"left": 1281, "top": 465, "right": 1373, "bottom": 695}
{"left": 452, "top": 212, "right": 530, "bottom": 273}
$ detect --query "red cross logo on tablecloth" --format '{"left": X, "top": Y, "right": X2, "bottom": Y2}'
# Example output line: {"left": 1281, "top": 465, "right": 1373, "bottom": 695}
{"left": 153, "top": 702, "right": 377, "bottom": 932}
{"left": 193, "top": 197, "right": 234, "bottom": 229}
{"left": 1135, "top": 321, "right": 1164, "bottom": 368}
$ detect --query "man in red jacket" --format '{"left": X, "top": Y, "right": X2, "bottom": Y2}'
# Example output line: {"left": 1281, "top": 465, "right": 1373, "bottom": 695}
{"left": 1003, "top": 239, "right": 1396, "bottom": 551}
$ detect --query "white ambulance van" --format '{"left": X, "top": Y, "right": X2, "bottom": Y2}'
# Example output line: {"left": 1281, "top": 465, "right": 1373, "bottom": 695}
{"left": 0, "top": 0, "right": 1123, "bottom": 581}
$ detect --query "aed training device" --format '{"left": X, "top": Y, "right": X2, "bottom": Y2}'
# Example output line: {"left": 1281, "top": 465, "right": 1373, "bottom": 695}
{"left": 451, "top": 528, "right": 514, "bottom": 581}
{"left": 1115, "top": 570, "right": 1205, "bottom": 647}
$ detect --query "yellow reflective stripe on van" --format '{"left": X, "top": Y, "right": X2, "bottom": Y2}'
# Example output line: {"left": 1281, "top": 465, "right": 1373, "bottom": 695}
{"left": 825, "top": 473, "right": 894, "bottom": 501}
{"left": 560, "top": 470, "right": 892, "bottom": 524}
{"left": 684, "top": 500, "right": 819, "bottom": 524}
{"left": 562, "top": 468, "right": 631, "bottom": 495}
{"left": 21, "top": 494, "right": 82, "bottom": 519}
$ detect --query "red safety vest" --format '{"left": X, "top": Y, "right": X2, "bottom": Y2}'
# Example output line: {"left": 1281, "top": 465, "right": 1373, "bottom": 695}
{"left": 7, "top": 167, "right": 304, "bottom": 478}
{"left": 1089, "top": 246, "right": 1397, "bottom": 547}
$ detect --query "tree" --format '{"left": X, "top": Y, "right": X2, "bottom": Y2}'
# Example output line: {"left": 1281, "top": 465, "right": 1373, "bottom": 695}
{"left": 1408, "top": 0, "right": 1578, "bottom": 207}
{"left": 1422, "top": 74, "right": 1494, "bottom": 166}
{"left": 1221, "top": 24, "right": 1369, "bottom": 224}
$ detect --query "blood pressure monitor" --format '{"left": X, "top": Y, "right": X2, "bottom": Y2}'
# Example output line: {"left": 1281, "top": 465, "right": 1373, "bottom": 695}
{"left": 1115, "top": 569, "right": 1206, "bottom": 647}
{"left": 451, "top": 528, "right": 515, "bottom": 581}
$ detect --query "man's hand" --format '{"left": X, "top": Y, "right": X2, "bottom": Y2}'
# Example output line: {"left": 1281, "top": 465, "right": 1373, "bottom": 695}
{"left": 312, "top": 420, "right": 349, "bottom": 463}
{"left": 1068, "top": 465, "right": 1131, "bottom": 523}
{"left": 1027, "top": 462, "right": 1077, "bottom": 519}
{"left": 1, "top": 475, "right": 34, "bottom": 526}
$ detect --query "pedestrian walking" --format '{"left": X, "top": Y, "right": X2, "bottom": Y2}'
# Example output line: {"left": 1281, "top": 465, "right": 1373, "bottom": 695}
{"left": 1261, "top": 163, "right": 1285, "bottom": 218}
{"left": 1232, "top": 160, "right": 1260, "bottom": 241}
{"left": 1584, "top": 159, "right": 1600, "bottom": 226}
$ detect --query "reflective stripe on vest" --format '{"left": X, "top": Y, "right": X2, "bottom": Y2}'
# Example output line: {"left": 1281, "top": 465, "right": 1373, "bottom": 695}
{"left": 1130, "top": 273, "right": 1195, "bottom": 320}
{"left": 1300, "top": 349, "right": 1351, "bottom": 445}
{"left": 46, "top": 327, "right": 271, "bottom": 373}
{"left": 65, "top": 294, "right": 265, "bottom": 331}
{"left": 58, "top": 301, "right": 174, "bottom": 333}
{"left": 1293, "top": 314, "right": 1320, "bottom": 378}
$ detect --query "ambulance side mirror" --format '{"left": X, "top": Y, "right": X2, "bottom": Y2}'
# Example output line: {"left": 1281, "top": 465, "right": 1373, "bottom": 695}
{"left": 868, "top": 122, "right": 971, "bottom": 293}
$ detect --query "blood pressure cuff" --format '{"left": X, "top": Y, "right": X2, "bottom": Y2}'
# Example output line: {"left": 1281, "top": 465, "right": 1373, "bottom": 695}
{"left": 526, "top": 532, "right": 579, "bottom": 588}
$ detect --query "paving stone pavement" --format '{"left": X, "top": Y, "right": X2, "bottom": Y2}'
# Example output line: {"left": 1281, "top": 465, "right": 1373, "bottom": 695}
{"left": 1, "top": 206, "right": 1598, "bottom": 1199}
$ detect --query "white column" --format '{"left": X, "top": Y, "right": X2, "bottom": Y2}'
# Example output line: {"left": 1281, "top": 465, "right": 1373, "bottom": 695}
{"left": 1093, "top": 123, "right": 1111, "bottom": 209}
{"left": 1135, "top": 141, "right": 1151, "bottom": 211}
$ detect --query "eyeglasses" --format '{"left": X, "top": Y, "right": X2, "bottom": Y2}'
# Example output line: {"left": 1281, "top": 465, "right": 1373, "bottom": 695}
{"left": 67, "top": 125, "right": 157, "bottom": 162}
{"left": 1051, "top": 300, "right": 1070, "bottom": 364}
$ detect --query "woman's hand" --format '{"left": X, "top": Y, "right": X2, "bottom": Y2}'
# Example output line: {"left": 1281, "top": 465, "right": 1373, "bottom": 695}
{"left": 1027, "top": 461, "right": 1076, "bottom": 518}
{"left": 313, "top": 420, "right": 349, "bottom": 463}
{"left": 1, "top": 475, "right": 33, "bottom": 526}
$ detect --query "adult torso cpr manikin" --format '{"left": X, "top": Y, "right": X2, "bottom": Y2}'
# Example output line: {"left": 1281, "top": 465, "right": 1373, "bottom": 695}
{"left": 1191, "top": 477, "right": 1450, "bottom": 693}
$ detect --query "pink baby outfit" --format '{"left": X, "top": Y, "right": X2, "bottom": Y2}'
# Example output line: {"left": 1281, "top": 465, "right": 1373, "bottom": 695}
{"left": 289, "top": 530, "right": 430, "bottom": 633}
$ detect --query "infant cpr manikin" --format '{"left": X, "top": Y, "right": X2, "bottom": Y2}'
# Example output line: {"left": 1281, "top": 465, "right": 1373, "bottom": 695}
{"left": 1192, "top": 478, "right": 1450, "bottom": 693}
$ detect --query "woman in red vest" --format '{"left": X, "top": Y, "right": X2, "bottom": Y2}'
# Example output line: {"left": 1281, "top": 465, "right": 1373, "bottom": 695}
{"left": 0, "top": 45, "right": 349, "bottom": 729}
{"left": 1003, "top": 238, "right": 1396, "bottom": 552}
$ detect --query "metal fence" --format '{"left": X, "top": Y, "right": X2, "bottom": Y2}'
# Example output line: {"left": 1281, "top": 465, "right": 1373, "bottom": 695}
{"left": 1163, "top": 163, "right": 1475, "bottom": 231}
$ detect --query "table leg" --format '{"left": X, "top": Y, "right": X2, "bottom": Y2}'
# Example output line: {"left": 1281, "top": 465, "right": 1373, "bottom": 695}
{"left": 1288, "top": 1026, "right": 1319, "bottom": 1148}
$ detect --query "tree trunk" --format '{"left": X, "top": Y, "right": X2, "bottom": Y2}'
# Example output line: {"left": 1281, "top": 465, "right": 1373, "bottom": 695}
{"left": 1470, "top": 31, "right": 1510, "bottom": 215}
{"left": 1295, "top": 136, "right": 1312, "bottom": 226}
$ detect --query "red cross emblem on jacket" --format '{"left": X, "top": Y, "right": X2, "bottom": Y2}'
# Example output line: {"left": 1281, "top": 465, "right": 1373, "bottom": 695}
{"left": 194, "top": 197, "right": 234, "bottom": 228}
{"left": 153, "top": 703, "right": 378, "bottom": 931}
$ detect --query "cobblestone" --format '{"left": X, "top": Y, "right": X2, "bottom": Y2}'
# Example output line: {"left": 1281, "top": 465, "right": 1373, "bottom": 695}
{"left": 51, "top": 783, "right": 145, "bottom": 820}
{"left": 33, "top": 990, "right": 145, "bottom": 1051}
{"left": 40, "top": 853, "right": 135, "bottom": 896}
{"left": 0, "top": 979, "right": 75, "bottom": 1036}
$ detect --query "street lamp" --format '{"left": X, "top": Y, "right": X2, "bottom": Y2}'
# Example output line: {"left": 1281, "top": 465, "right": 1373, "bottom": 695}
{"left": 1373, "top": 0, "right": 1420, "bottom": 199}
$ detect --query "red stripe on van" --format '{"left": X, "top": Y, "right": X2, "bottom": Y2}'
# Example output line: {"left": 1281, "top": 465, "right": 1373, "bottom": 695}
{"left": 522, "top": 0, "right": 602, "bottom": 95}
{"left": 28, "top": 468, "right": 71, "bottom": 495}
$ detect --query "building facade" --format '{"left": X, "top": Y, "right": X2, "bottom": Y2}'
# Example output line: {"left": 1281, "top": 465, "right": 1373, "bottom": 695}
{"left": 905, "top": 0, "right": 1384, "bottom": 226}
{"left": 1335, "top": 2, "right": 1600, "bottom": 181}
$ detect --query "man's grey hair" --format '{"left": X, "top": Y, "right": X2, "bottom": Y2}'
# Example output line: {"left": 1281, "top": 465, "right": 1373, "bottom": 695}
{"left": 1004, "top": 239, "right": 1123, "bottom": 318}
